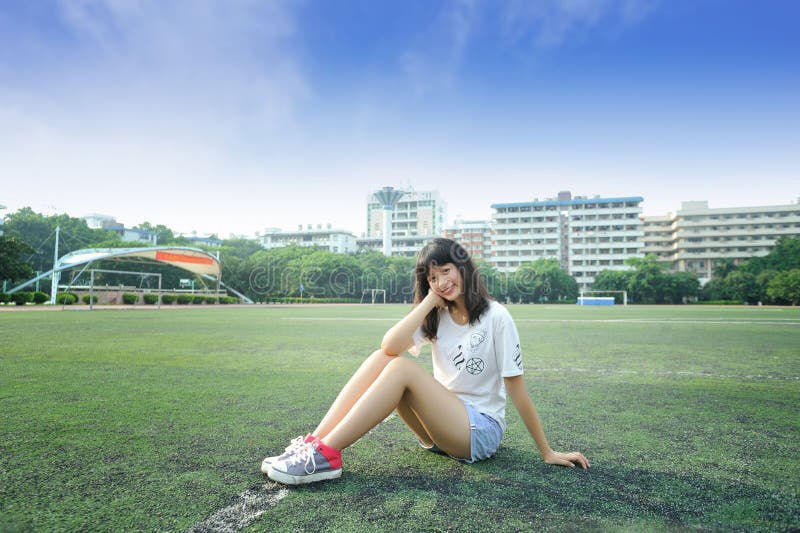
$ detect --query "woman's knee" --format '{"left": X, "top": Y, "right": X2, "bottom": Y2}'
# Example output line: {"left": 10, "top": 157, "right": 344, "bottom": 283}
{"left": 368, "top": 348, "right": 395, "bottom": 361}
{"left": 384, "top": 355, "right": 418, "bottom": 376}
{"left": 363, "top": 348, "right": 396, "bottom": 370}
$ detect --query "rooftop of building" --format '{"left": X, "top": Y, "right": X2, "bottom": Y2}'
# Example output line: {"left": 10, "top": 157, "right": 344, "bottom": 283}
{"left": 492, "top": 196, "right": 644, "bottom": 210}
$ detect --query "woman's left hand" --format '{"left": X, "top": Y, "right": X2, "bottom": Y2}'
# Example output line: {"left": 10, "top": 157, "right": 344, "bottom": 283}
{"left": 544, "top": 450, "right": 590, "bottom": 469}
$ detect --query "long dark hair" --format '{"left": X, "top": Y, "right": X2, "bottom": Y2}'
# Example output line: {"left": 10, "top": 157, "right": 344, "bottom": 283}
{"left": 414, "top": 238, "right": 491, "bottom": 341}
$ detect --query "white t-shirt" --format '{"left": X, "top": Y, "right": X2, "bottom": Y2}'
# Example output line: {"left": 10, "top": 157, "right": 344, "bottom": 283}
{"left": 410, "top": 300, "right": 523, "bottom": 432}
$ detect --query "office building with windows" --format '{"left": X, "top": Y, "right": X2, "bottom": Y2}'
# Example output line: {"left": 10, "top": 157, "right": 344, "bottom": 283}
{"left": 443, "top": 219, "right": 493, "bottom": 262}
{"left": 260, "top": 224, "right": 357, "bottom": 254}
{"left": 642, "top": 200, "right": 800, "bottom": 283}
{"left": 491, "top": 191, "right": 644, "bottom": 288}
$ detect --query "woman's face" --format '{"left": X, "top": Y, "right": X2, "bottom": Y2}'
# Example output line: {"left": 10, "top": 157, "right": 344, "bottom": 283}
{"left": 426, "top": 262, "right": 463, "bottom": 301}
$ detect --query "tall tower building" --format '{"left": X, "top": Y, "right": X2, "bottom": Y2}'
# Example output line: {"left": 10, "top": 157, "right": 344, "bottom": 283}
{"left": 360, "top": 188, "right": 448, "bottom": 256}
{"left": 372, "top": 187, "right": 405, "bottom": 256}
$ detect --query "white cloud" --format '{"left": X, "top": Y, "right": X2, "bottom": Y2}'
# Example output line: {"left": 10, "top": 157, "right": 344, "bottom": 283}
{"left": 0, "top": 1, "right": 312, "bottom": 234}
{"left": 400, "top": 0, "right": 481, "bottom": 96}
{"left": 499, "top": 0, "right": 658, "bottom": 48}
{"left": 49, "top": 0, "right": 307, "bottom": 134}
{"left": 398, "top": 0, "right": 658, "bottom": 95}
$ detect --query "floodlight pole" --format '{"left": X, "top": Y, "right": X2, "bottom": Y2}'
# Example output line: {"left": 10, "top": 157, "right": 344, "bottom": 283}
{"left": 49, "top": 226, "right": 60, "bottom": 305}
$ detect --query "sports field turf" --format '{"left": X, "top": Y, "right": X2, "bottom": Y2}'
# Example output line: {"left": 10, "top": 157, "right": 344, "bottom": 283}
{"left": 1, "top": 304, "right": 798, "bottom": 531}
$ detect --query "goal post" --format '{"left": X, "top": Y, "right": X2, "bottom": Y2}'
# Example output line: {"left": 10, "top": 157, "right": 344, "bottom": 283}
{"left": 578, "top": 290, "right": 627, "bottom": 306}
{"left": 360, "top": 289, "right": 386, "bottom": 304}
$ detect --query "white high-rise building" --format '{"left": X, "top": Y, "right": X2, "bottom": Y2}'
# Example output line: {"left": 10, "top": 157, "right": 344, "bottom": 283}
{"left": 491, "top": 191, "right": 644, "bottom": 288}
{"left": 359, "top": 189, "right": 447, "bottom": 256}
{"left": 260, "top": 224, "right": 357, "bottom": 254}
{"left": 642, "top": 199, "right": 800, "bottom": 283}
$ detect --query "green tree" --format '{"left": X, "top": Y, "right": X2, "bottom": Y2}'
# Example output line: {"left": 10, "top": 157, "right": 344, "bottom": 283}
{"left": 625, "top": 255, "right": 668, "bottom": 304}
{"left": 743, "top": 236, "right": 800, "bottom": 274}
{"left": 3, "top": 207, "right": 119, "bottom": 272}
{"left": 592, "top": 269, "right": 632, "bottom": 303}
{"left": 767, "top": 269, "right": 800, "bottom": 305}
{"left": 475, "top": 260, "right": 506, "bottom": 301}
{"left": 712, "top": 258, "right": 737, "bottom": 279}
{"left": 723, "top": 271, "right": 759, "bottom": 304}
{"left": 664, "top": 271, "right": 700, "bottom": 304}
{"left": 511, "top": 259, "right": 578, "bottom": 303}
{"left": 135, "top": 222, "right": 176, "bottom": 245}
{"left": 755, "top": 270, "right": 778, "bottom": 304}
{"left": 0, "top": 236, "right": 35, "bottom": 285}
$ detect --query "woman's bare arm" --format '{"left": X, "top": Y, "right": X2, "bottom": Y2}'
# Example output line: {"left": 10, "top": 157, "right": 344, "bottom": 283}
{"left": 381, "top": 291, "right": 444, "bottom": 355}
{"left": 505, "top": 375, "right": 590, "bottom": 469}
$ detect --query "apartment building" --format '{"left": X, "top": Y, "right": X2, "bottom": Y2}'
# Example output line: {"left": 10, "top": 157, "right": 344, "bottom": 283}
{"left": 640, "top": 214, "right": 675, "bottom": 263}
{"left": 642, "top": 200, "right": 800, "bottom": 282}
{"left": 444, "top": 219, "right": 493, "bottom": 262}
{"left": 356, "top": 234, "right": 432, "bottom": 257}
{"left": 491, "top": 192, "right": 644, "bottom": 288}
{"left": 260, "top": 224, "right": 357, "bottom": 254}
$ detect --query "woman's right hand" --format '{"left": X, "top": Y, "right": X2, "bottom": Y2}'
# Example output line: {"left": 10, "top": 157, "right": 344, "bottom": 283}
{"left": 382, "top": 288, "right": 445, "bottom": 355}
{"left": 423, "top": 289, "right": 447, "bottom": 309}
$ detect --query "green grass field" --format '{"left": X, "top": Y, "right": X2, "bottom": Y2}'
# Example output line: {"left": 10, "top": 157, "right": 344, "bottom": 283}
{"left": 1, "top": 304, "right": 799, "bottom": 531}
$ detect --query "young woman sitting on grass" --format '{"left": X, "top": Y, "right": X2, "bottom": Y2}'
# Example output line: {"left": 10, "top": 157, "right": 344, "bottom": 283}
{"left": 262, "top": 238, "right": 589, "bottom": 485}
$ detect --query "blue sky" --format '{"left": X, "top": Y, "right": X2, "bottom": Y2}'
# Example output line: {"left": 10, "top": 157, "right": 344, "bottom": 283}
{"left": 1, "top": 0, "right": 798, "bottom": 238}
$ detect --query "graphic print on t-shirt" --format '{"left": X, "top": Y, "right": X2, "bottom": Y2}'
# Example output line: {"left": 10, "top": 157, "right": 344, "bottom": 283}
{"left": 465, "top": 358, "right": 485, "bottom": 375}
{"left": 469, "top": 330, "right": 487, "bottom": 351}
{"left": 449, "top": 344, "right": 465, "bottom": 370}
{"left": 513, "top": 344, "right": 522, "bottom": 370}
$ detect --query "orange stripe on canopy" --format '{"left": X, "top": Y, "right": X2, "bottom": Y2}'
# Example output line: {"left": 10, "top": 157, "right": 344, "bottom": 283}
{"left": 155, "top": 251, "right": 215, "bottom": 265}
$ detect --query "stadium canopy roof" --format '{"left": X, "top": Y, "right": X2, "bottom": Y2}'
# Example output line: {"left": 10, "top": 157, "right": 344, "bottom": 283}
{"left": 57, "top": 246, "right": 221, "bottom": 277}
{"left": 7, "top": 246, "right": 224, "bottom": 297}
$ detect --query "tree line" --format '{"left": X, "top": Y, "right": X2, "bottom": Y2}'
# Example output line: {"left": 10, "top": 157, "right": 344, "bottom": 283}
{"left": 2, "top": 207, "right": 799, "bottom": 304}
{"left": 592, "top": 237, "right": 800, "bottom": 305}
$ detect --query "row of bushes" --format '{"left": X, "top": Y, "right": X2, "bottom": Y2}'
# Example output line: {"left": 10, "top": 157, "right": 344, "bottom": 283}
{"left": 692, "top": 300, "right": 750, "bottom": 306}
{"left": 160, "top": 294, "right": 239, "bottom": 305}
{"left": 262, "top": 297, "right": 360, "bottom": 304}
{"left": 0, "top": 292, "right": 238, "bottom": 305}
{"left": 0, "top": 291, "right": 51, "bottom": 305}
{"left": 123, "top": 294, "right": 239, "bottom": 305}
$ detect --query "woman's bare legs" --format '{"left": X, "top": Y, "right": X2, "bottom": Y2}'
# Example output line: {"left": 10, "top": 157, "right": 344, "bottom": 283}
{"left": 312, "top": 349, "right": 396, "bottom": 439}
{"left": 320, "top": 357, "right": 471, "bottom": 459}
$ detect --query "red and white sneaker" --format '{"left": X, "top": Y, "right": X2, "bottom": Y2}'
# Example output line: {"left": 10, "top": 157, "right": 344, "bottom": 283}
{"left": 267, "top": 437, "right": 342, "bottom": 485}
{"left": 261, "top": 434, "right": 313, "bottom": 474}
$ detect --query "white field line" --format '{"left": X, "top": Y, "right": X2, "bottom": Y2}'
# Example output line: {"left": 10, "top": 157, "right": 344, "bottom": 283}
{"left": 530, "top": 367, "right": 800, "bottom": 381}
{"left": 280, "top": 317, "right": 800, "bottom": 326}
{"left": 280, "top": 317, "right": 396, "bottom": 321}
{"left": 187, "top": 482, "right": 288, "bottom": 533}
{"left": 516, "top": 319, "right": 800, "bottom": 326}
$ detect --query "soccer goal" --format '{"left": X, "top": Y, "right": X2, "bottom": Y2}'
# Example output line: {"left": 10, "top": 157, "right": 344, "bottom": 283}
{"left": 360, "top": 289, "right": 386, "bottom": 304}
{"left": 577, "top": 290, "right": 627, "bottom": 306}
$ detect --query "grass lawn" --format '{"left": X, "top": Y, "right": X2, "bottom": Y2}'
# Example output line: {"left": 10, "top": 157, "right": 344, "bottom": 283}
{"left": 1, "top": 304, "right": 798, "bottom": 531}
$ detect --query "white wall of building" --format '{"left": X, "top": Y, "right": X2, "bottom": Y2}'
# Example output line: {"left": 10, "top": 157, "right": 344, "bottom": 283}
{"left": 491, "top": 193, "right": 644, "bottom": 288}
{"left": 642, "top": 200, "right": 800, "bottom": 283}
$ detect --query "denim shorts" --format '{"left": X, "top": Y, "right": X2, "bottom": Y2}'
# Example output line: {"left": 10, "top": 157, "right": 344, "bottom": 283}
{"left": 420, "top": 404, "right": 503, "bottom": 463}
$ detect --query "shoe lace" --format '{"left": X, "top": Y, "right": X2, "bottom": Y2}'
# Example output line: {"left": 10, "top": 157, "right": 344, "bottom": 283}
{"left": 285, "top": 435, "right": 305, "bottom": 453}
{"left": 286, "top": 442, "right": 318, "bottom": 474}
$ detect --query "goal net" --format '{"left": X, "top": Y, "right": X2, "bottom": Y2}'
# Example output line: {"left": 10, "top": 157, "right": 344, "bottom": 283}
{"left": 360, "top": 289, "right": 386, "bottom": 304}
{"left": 578, "top": 290, "right": 627, "bottom": 306}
